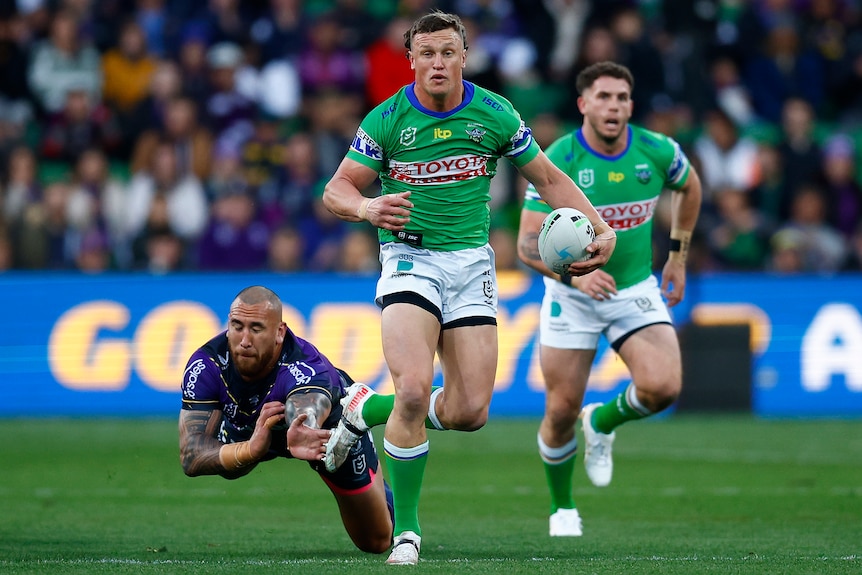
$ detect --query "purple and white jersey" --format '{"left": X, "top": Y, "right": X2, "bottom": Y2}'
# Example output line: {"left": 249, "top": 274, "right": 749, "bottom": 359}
{"left": 180, "top": 326, "right": 348, "bottom": 458}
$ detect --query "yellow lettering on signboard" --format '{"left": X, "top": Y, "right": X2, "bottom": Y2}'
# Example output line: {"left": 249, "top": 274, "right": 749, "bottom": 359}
{"left": 48, "top": 301, "right": 131, "bottom": 390}
{"left": 309, "top": 304, "right": 384, "bottom": 385}
{"left": 496, "top": 303, "right": 540, "bottom": 391}
{"left": 135, "top": 302, "right": 221, "bottom": 391}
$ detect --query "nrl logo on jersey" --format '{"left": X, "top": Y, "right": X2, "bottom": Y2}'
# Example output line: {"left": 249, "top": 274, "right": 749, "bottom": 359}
{"left": 635, "top": 163, "right": 652, "bottom": 184}
{"left": 465, "top": 123, "right": 486, "bottom": 144}
{"left": 578, "top": 168, "right": 595, "bottom": 188}
{"left": 400, "top": 127, "right": 417, "bottom": 146}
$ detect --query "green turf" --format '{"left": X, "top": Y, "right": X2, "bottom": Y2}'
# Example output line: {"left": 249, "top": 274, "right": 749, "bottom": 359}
{"left": 1, "top": 416, "right": 860, "bottom": 574}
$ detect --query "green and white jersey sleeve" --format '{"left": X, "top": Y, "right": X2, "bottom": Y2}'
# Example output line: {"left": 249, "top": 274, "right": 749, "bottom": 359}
{"left": 347, "top": 81, "right": 540, "bottom": 251}
{"left": 524, "top": 125, "right": 691, "bottom": 289}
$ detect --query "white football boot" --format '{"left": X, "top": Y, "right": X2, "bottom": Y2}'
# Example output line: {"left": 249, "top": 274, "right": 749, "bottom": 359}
{"left": 549, "top": 508, "right": 583, "bottom": 537}
{"left": 580, "top": 403, "right": 616, "bottom": 487}
{"left": 323, "top": 382, "right": 375, "bottom": 472}
{"left": 386, "top": 531, "right": 421, "bottom": 565}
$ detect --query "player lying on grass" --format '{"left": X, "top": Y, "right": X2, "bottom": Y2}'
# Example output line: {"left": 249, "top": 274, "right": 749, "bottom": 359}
{"left": 178, "top": 285, "right": 393, "bottom": 553}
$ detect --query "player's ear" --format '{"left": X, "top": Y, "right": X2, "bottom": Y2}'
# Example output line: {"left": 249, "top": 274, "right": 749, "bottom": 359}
{"left": 276, "top": 322, "right": 287, "bottom": 344}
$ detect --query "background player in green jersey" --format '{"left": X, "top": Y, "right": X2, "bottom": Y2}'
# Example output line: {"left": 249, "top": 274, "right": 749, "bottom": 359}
{"left": 517, "top": 61, "right": 702, "bottom": 537}
{"left": 322, "top": 11, "right": 616, "bottom": 565}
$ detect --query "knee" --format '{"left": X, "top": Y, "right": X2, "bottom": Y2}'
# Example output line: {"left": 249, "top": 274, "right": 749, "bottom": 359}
{"left": 544, "top": 401, "right": 579, "bottom": 432}
{"left": 637, "top": 375, "right": 681, "bottom": 412}
{"left": 355, "top": 533, "right": 393, "bottom": 555}
{"left": 441, "top": 400, "right": 488, "bottom": 431}
{"left": 394, "top": 383, "right": 431, "bottom": 421}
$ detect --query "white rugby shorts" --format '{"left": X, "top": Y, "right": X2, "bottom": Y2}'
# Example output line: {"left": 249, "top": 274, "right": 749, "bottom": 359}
{"left": 540, "top": 274, "right": 672, "bottom": 350}
{"left": 375, "top": 242, "right": 497, "bottom": 325}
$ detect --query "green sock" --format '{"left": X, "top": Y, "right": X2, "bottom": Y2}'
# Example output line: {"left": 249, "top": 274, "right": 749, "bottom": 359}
{"left": 592, "top": 384, "right": 652, "bottom": 434}
{"left": 538, "top": 433, "right": 577, "bottom": 513}
{"left": 362, "top": 386, "right": 442, "bottom": 429}
{"left": 384, "top": 438, "right": 428, "bottom": 537}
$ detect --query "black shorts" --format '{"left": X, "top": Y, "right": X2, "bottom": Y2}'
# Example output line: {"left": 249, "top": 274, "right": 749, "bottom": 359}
{"left": 312, "top": 431, "right": 380, "bottom": 495}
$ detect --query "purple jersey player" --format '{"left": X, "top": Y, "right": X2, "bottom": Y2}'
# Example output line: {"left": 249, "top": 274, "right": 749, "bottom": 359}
{"left": 178, "top": 285, "right": 393, "bottom": 553}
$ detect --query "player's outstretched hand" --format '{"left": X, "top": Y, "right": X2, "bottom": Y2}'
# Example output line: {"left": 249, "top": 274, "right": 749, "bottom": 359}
{"left": 567, "top": 228, "right": 617, "bottom": 276}
{"left": 365, "top": 191, "right": 413, "bottom": 231}
{"left": 287, "top": 413, "right": 332, "bottom": 461}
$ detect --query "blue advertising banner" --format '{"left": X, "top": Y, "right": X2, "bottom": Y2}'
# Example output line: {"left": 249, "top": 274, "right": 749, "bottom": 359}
{"left": 0, "top": 272, "right": 859, "bottom": 417}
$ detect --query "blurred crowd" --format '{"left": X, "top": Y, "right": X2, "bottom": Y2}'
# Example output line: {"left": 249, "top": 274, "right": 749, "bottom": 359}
{"left": 0, "top": 0, "right": 861, "bottom": 275}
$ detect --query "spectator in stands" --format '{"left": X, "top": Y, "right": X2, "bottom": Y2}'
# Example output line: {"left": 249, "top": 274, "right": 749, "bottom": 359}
{"left": 819, "top": 133, "right": 862, "bottom": 240}
{"left": 306, "top": 89, "right": 365, "bottom": 182}
{"left": 770, "top": 184, "right": 847, "bottom": 272}
{"left": 175, "top": 23, "right": 211, "bottom": 109}
{"left": 39, "top": 86, "right": 123, "bottom": 163}
{"left": 203, "top": 41, "right": 258, "bottom": 158}
{"left": 140, "top": 225, "right": 186, "bottom": 273}
{"left": 65, "top": 147, "right": 127, "bottom": 264}
{"left": 0, "top": 11, "right": 35, "bottom": 164}
{"left": 558, "top": 26, "right": 619, "bottom": 125}
{"left": 195, "top": 179, "right": 270, "bottom": 270}
{"left": 364, "top": 16, "right": 414, "bottom": 108}
{"left": 335, "top": 227, "right": 380, "bottom": 274}
{"left": 330, "top": 0, "right": 383, "bottom": 52}
{"left": 776, "top": 97, "right": 824, "bottom": 195}
{"left": 132, "top": 95, "right": 214, "bottom": 180}
{"left": 258, "top": 131, "right": 322, "bottom": 232}
{"left": 750, "top": 142, "right": 791, "bottom": 227}
{"left": 297, "top": 14, "right": 365, "bottom": 98}
{"left": 693, "top": 107, "right": 761, "bottom": 209}
{"left": 241, "top": 112, "right": 287, "bottom": 192}
{"left": 767, "top": 228, "right": 805, "bottom": 274}
{"left": 134, "top": 0, "right": 174, "bottom": 58}
{"left": 743, "top": 16, "right": 825, "bottom": 123}
{"left": 10, "top": 181, "right": 74, "bottom": 269}
{"left": 27, "top": 9, "right": 102, "bottom": 116}
{"left": 74, "top": 226, "right": 112, "bottom": 272}
{"left": 2, "top": 145, "right": 41, "bottom": 225}
{"left": 706, "top": 186, "right": 772, "bottom": 271}
{"left": 101, "top": 19, "right": 157, "bottom": 118}
{"left": 267, "top": 225, "right": 304, "bottom": 272}
{"left": 609, "top": 6, "right": 667, "bottom": 123}
{"left": 122, "top": 59, "right": 184, "bottom": 152}
{"left": 707, "top": 55, "right": 757, "bottom": 127}
{"left": 125, "top": 138, "right": 208, "bottom": 246}
{"left": 199, "top": 0, "right": 250, "bottom": 47}
{"left": 248, "top": 0, "right": 308, "bottom": 65}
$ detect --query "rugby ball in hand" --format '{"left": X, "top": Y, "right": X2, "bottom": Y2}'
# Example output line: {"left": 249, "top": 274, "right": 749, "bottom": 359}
{"left": 538, "top": 207, "right": 596, "bottom": 274}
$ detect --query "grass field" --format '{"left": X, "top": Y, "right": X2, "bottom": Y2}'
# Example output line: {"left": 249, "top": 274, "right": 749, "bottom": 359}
{"left": 1, "top": 416, "right": 860, "bottom": 574}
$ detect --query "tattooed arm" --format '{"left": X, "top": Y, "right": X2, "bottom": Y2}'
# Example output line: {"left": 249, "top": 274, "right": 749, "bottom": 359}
{"left": 178, "top": 400, "right": 286, "bottom": 479}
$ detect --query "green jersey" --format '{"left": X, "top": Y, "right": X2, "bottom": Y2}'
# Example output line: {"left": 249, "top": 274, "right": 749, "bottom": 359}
{"left": 524, "top": 125, "right": 691, "bottom": 289}
{"left": 347, "top": 81, "right": 540, "bottom": 251}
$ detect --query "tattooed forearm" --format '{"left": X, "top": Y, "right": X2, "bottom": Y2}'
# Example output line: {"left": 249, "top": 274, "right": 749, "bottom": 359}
{"left": 285, "top": 392, "right": 332, "bottom": 429}
{"left": 519, "top": 231, "right": 542, "bottom": 262}
{"left": 179, "top": 409, "right": 226, "bottom": 477}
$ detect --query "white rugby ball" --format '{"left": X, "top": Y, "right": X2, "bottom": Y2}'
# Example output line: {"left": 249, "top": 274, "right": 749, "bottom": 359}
{"left": 538, "top": 207, "right": 596, "bottom": 274}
